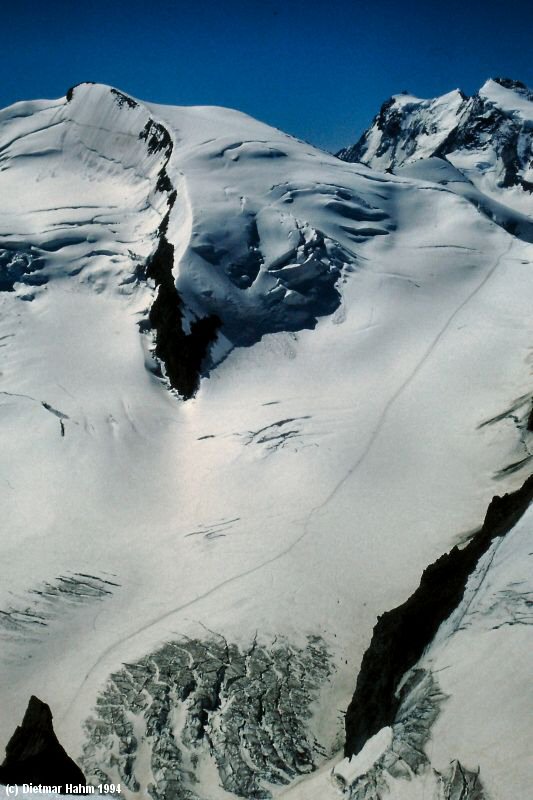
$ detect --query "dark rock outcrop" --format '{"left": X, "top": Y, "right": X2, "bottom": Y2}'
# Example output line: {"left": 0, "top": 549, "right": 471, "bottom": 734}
{"left": 527, "top": 403, "right": 533, "bottom": 432}
{"left": 65, "top": 82, "right": 96, "bottom": 103}
{"left": 345, "top": 474, "right": 533, "bottom": 758}
{"left": 135, "top": 119, "right": 221, "bottom": 400}
{"left": 0, "top": 696, "right": 86, "bottom": 791}
{"left": 146, "top": 226, "right": 221, "bottom": 400}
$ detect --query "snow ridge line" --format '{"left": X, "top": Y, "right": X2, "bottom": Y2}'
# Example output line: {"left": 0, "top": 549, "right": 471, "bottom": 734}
{"left": 129, "top": 100, "right": 222, "bottom": 398}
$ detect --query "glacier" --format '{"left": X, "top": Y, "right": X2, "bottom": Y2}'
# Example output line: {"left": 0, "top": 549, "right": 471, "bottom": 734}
{"left": 0, "top": 79, "right": 532, "bottom": 799}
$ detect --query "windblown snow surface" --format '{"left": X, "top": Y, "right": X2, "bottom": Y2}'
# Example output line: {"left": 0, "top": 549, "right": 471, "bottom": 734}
{"left": 0, "top": 81, "right": 532, "bottom": 799}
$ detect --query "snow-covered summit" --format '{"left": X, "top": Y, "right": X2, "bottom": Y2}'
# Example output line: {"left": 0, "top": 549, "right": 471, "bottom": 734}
{"left": 479, "top": 76, "right": 533, "bottom": 117}
{"left": 337, "top": 88, "right": 467, "bottom": 170}
{"left": 1, "top": 81, "right": 396, "bottom": 395}
{"left": 339, "top": 77, "right": 533, "bottom": 219}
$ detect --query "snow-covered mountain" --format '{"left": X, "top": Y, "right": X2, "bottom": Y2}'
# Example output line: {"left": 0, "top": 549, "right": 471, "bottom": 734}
{"left": 0, "top": 81, "right": 532, "bottom": 800}
{"left": 338, "top": 77, "right": 533, "bottom": 228}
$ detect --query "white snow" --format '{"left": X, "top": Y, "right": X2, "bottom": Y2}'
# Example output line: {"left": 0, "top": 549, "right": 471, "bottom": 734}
{"left": 415, "top": 504, "right": 533, "bottom": 799}
{"left": 333, "top": 726, "right": 392, "bottom": 784}
{"left": 0, "top": 83, "right": 532, "bottom": 798}
{"left": 358, "top": 89, "right": 466, "bottom": 171}
{"left": 355, "top": 78, "right": 533, "bottom": 222}
{"left": 479, "top": 78, "right": 533, "bottom": 119}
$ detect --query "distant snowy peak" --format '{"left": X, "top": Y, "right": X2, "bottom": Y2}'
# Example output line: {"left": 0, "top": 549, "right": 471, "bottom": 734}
{"left": 337, "top": 88, "right": 467, "bottom": 170}
{"left": 339, "top": 77, "right": 533, "bottom": 205}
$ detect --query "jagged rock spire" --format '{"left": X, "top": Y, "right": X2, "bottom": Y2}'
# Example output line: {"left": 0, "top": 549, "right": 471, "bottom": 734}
{"left": 0, "top": 696, "right": 86, "bottom": 792}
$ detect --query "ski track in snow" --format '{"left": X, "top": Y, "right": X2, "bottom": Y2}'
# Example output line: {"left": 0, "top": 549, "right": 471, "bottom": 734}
{"left": 313, "top": 235, "right": 515, "bottom": 512}
{"left": 63, "top": 235, "right": 515, "bottom": 720}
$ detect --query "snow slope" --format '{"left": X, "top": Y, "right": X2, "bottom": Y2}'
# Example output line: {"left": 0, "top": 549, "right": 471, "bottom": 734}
{"left": 280, "top": 487, "right": 533, "bottom": 800}
{"left": 0, "top": 83, "right": 532, "bottom": 799}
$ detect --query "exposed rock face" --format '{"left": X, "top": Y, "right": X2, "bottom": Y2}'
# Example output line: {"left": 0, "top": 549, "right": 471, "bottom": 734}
{"left": 337, "top": 88, "right": 468, "bottom": 168}
{"left": 145, "top": 226, "right": 221, "bottom": 400}
{"left": 0, "top": 696, "right": 86, "bottom": 791}
{"left": 333, "top": 669, "right": 488, "bottom": 799}
{"left": 334, "top": 670, "right": 444, "bottom": 796}
{"left": 344, "top": 474, "right": 533, "bottom": 758}
{"left": 527, "top": 403, "right": 533, "bottom": 432}
{"left": 338, "top": 91, "right": 464, "bottom": 168}
{"left": 338, "top": 77, "right": 533, "bottom": 195}
{"left": 135, "top": 116, "right": 222, "bottom": 400}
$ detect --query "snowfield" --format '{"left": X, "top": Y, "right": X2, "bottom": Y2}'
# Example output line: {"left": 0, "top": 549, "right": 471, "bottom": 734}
{"left": 0, "top": 80, "right": 532, "bottom": 799}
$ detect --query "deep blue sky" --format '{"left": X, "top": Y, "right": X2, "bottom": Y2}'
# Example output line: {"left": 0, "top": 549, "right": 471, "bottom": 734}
{"left": 3, "top": 0, "right": 533, "bottom": 152}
